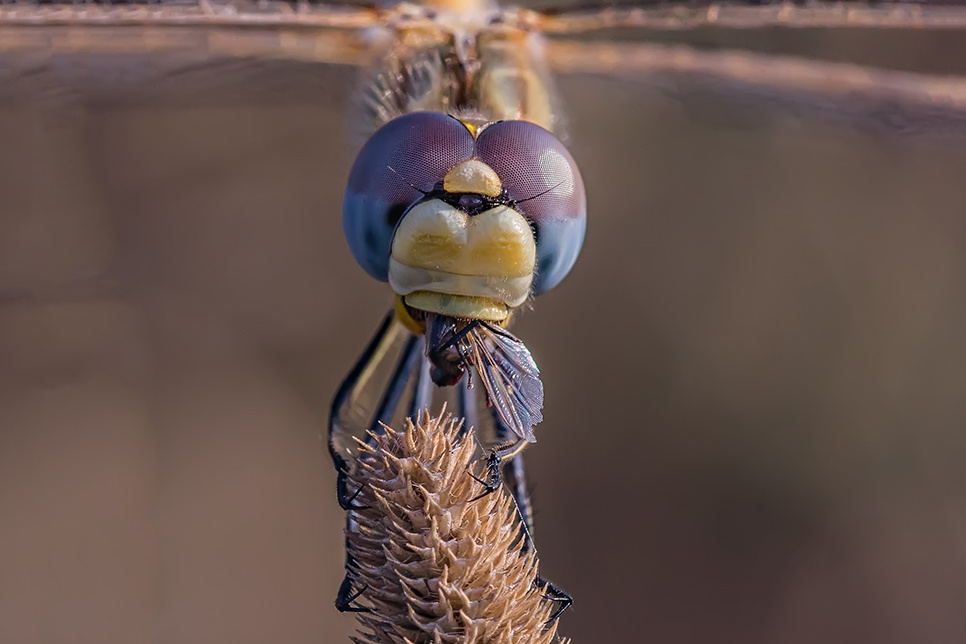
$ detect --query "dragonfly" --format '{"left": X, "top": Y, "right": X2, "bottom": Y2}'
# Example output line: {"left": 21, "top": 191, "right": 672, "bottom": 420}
{"left": 6, "top": 0, "right": 966, "bottom": 621}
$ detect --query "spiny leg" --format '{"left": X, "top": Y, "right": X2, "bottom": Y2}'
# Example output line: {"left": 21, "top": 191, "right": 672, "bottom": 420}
{"left": 329, "top": 311, "right": 396, "bottom": 510}
{"left": 490, "top": 406, "right": 537, "bottom": 547}
{"left": 332, "top": 315, "right": 422, "bottom": 612}
{"left": 502, "top": 445, "right": 535, "bottom": 547}
{"left": 458, "top": 385, "right": 537, "bottom": 550}
{"left": 330, "top": 319, "right": 420, "bottom": 509}
{"left": 486, "top": 414, "right": 573, "bottom": 625}
{"left": 408, "top": 339, "right": 433, "bottom": 420}
{"left": 459, "top": 379, "right": 505, "bottom": 502}
{"left": 335, "top": 549, "right": 370, "bottom": 614}
{"left": 337, "top": 329, "right": 421, "bottom": 510}
{"left": 370, "top": 333, "right": 421, "bottom": 437}
{"left": 501, "top": 431, "right": 574, "bottom": 625}
{"left": 536, "top": 577, "right": 573, "bottom": 626}
{"left": 472, "top": 387, "right": 573, "bottom": 624}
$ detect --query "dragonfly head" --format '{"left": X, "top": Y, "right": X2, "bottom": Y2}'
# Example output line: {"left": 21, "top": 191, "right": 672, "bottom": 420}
{"left": 343, "top": 112, "right": 586, "bottom": 321}
{"left": 388, "top": 158, "right": 536, "bottom": 322}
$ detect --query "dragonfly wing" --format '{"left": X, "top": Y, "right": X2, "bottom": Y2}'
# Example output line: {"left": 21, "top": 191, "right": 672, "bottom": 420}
{"left": 0, "top": 1, "right": 379, "bottom": 101}
{"left": 537, "top": 2, "right": 966, "bottom": 34}
{"left": 0, "top": 1, "right": 382, "bottom": 32}
{"left": 465, "top": 324, "right": 544, "bottom": 444}
{"left": 546, "top": 40, "right": 966, "bottom": 143}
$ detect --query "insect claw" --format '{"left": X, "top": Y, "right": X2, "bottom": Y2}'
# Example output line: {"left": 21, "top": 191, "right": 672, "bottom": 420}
{"left": 535, "top": 576, "right": 573, "bottom": 624}
{"left": 336, "top": 470, "right": 370, "bottom": 511}
{"left": 335, "top": 574, "right": 371, "bottom": 613}
{"left": 468, "top": 451, "right": 503, "bottom": 501}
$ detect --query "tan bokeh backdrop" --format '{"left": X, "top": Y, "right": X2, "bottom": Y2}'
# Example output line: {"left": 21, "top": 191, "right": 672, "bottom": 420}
{"left": 3, "top": 25, "right": 966, "bottom": 644}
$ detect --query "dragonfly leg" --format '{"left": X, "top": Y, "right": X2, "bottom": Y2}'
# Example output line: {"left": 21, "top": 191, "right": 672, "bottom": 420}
{"left": 335, "top": 460, "right": 368, "bottom": 512}
{"left": 468, "top": 450, "right": 504, "bottom": 500}
{"left": 408, "top": 338, "right": 433, "bottom": 419}
{"left": 535, "top": 576, "right": 573, "bottom": 625}
{"left": 370, "top": 333, "right": 421, "bottom": 436}
{"left": 461, "top": 404, "right": 538, "bottom": 552}
{"left": 335, "top": 550, "right": 371, "bottom": 614}
{"left": 459, "top": 378, "right": 508, "bottom": 501}
{"left": 334, "top": 324, "right": 423, "bottom": 610}
{"left": 501, "top": 448, "right": 535, "bottom": 548}
{"left": 338, "top": 332, "right": 420, "bottom": 507}
{"left": 329, "top": 313, "right": 422, "bottom": 510}
{"left": 490, "top": 406, "right": 537, "bottom": 545}
{"left": 329, "top": 311, "right": 395, "bottom": 510}
{"left": 480, "top": 407, "right": 573, "bottom": 624}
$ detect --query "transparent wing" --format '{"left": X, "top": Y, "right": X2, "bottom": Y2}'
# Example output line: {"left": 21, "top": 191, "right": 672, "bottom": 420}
{"left": 464, "top": 322, "right": 544, "bottom": 444}
{"left": 0, "top": 0, "right": 380, "bottom": 99}
{"left": 545, "top": 39, "right": 966, "bottom": 142}
{"left": 536, "top": 1, "right": 966, "bottom": 141}
{"left": 536, "top": 1, "right": 966, "bottom": 34}
{"left": 0, "top": 0, "right": 381, "bottom": 30}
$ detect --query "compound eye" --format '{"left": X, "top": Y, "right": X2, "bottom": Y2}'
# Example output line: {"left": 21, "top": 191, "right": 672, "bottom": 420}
{"left": 476, "top": 121, "right": 586, "bottom": 295}
{"left": 343, "top": 112, "right": 475, "bottom": 281}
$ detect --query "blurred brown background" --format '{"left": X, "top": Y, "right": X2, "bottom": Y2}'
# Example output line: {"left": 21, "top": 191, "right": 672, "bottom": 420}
{"left": 3, "top": 20, "right": 966, "bottom": 644}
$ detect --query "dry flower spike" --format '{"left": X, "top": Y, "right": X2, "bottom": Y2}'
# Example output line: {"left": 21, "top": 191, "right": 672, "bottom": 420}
{"left": 341, "top": 410, "right": 569, "bottom": 644}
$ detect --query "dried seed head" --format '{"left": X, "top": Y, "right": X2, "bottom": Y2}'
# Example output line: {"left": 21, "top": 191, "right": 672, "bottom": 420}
{"left": 344, "top": 410, "right": 569, "bottom": 644}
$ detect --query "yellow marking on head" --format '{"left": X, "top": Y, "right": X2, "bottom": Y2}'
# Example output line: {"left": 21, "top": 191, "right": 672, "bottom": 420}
{"left": 390, "top": 200, "right": 536, "bottom": 310}
{"left": 392, "top": 201, "right": 536, "bottom": 279}
{"left": 405, "top": 291, "right": 508, "bottom": 321}
{"left": 394, "top": 295, "right": 425, "bottom": 335}
{"left": 464, "top": 212, "right": 535, "bottom": 275}
{"left": 443, "top": 159, "right": 502, "bottom": 198}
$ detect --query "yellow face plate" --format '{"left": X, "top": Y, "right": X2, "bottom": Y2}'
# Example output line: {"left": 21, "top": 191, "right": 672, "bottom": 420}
{"left": 404, "top": 291, "right": 508, "bottom": 321}
{"left": 389, "top": 199, "right": 536, "bottom": 311}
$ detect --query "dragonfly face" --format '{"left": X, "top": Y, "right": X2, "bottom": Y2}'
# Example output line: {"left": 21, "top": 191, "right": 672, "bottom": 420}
{"left": 342, "top": 111, "right": 587, "bottom": 323}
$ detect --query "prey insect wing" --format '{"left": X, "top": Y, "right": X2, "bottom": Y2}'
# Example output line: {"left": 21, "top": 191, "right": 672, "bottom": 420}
{"left": 463, "top": 322, "right": 543, "bottom": 444}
